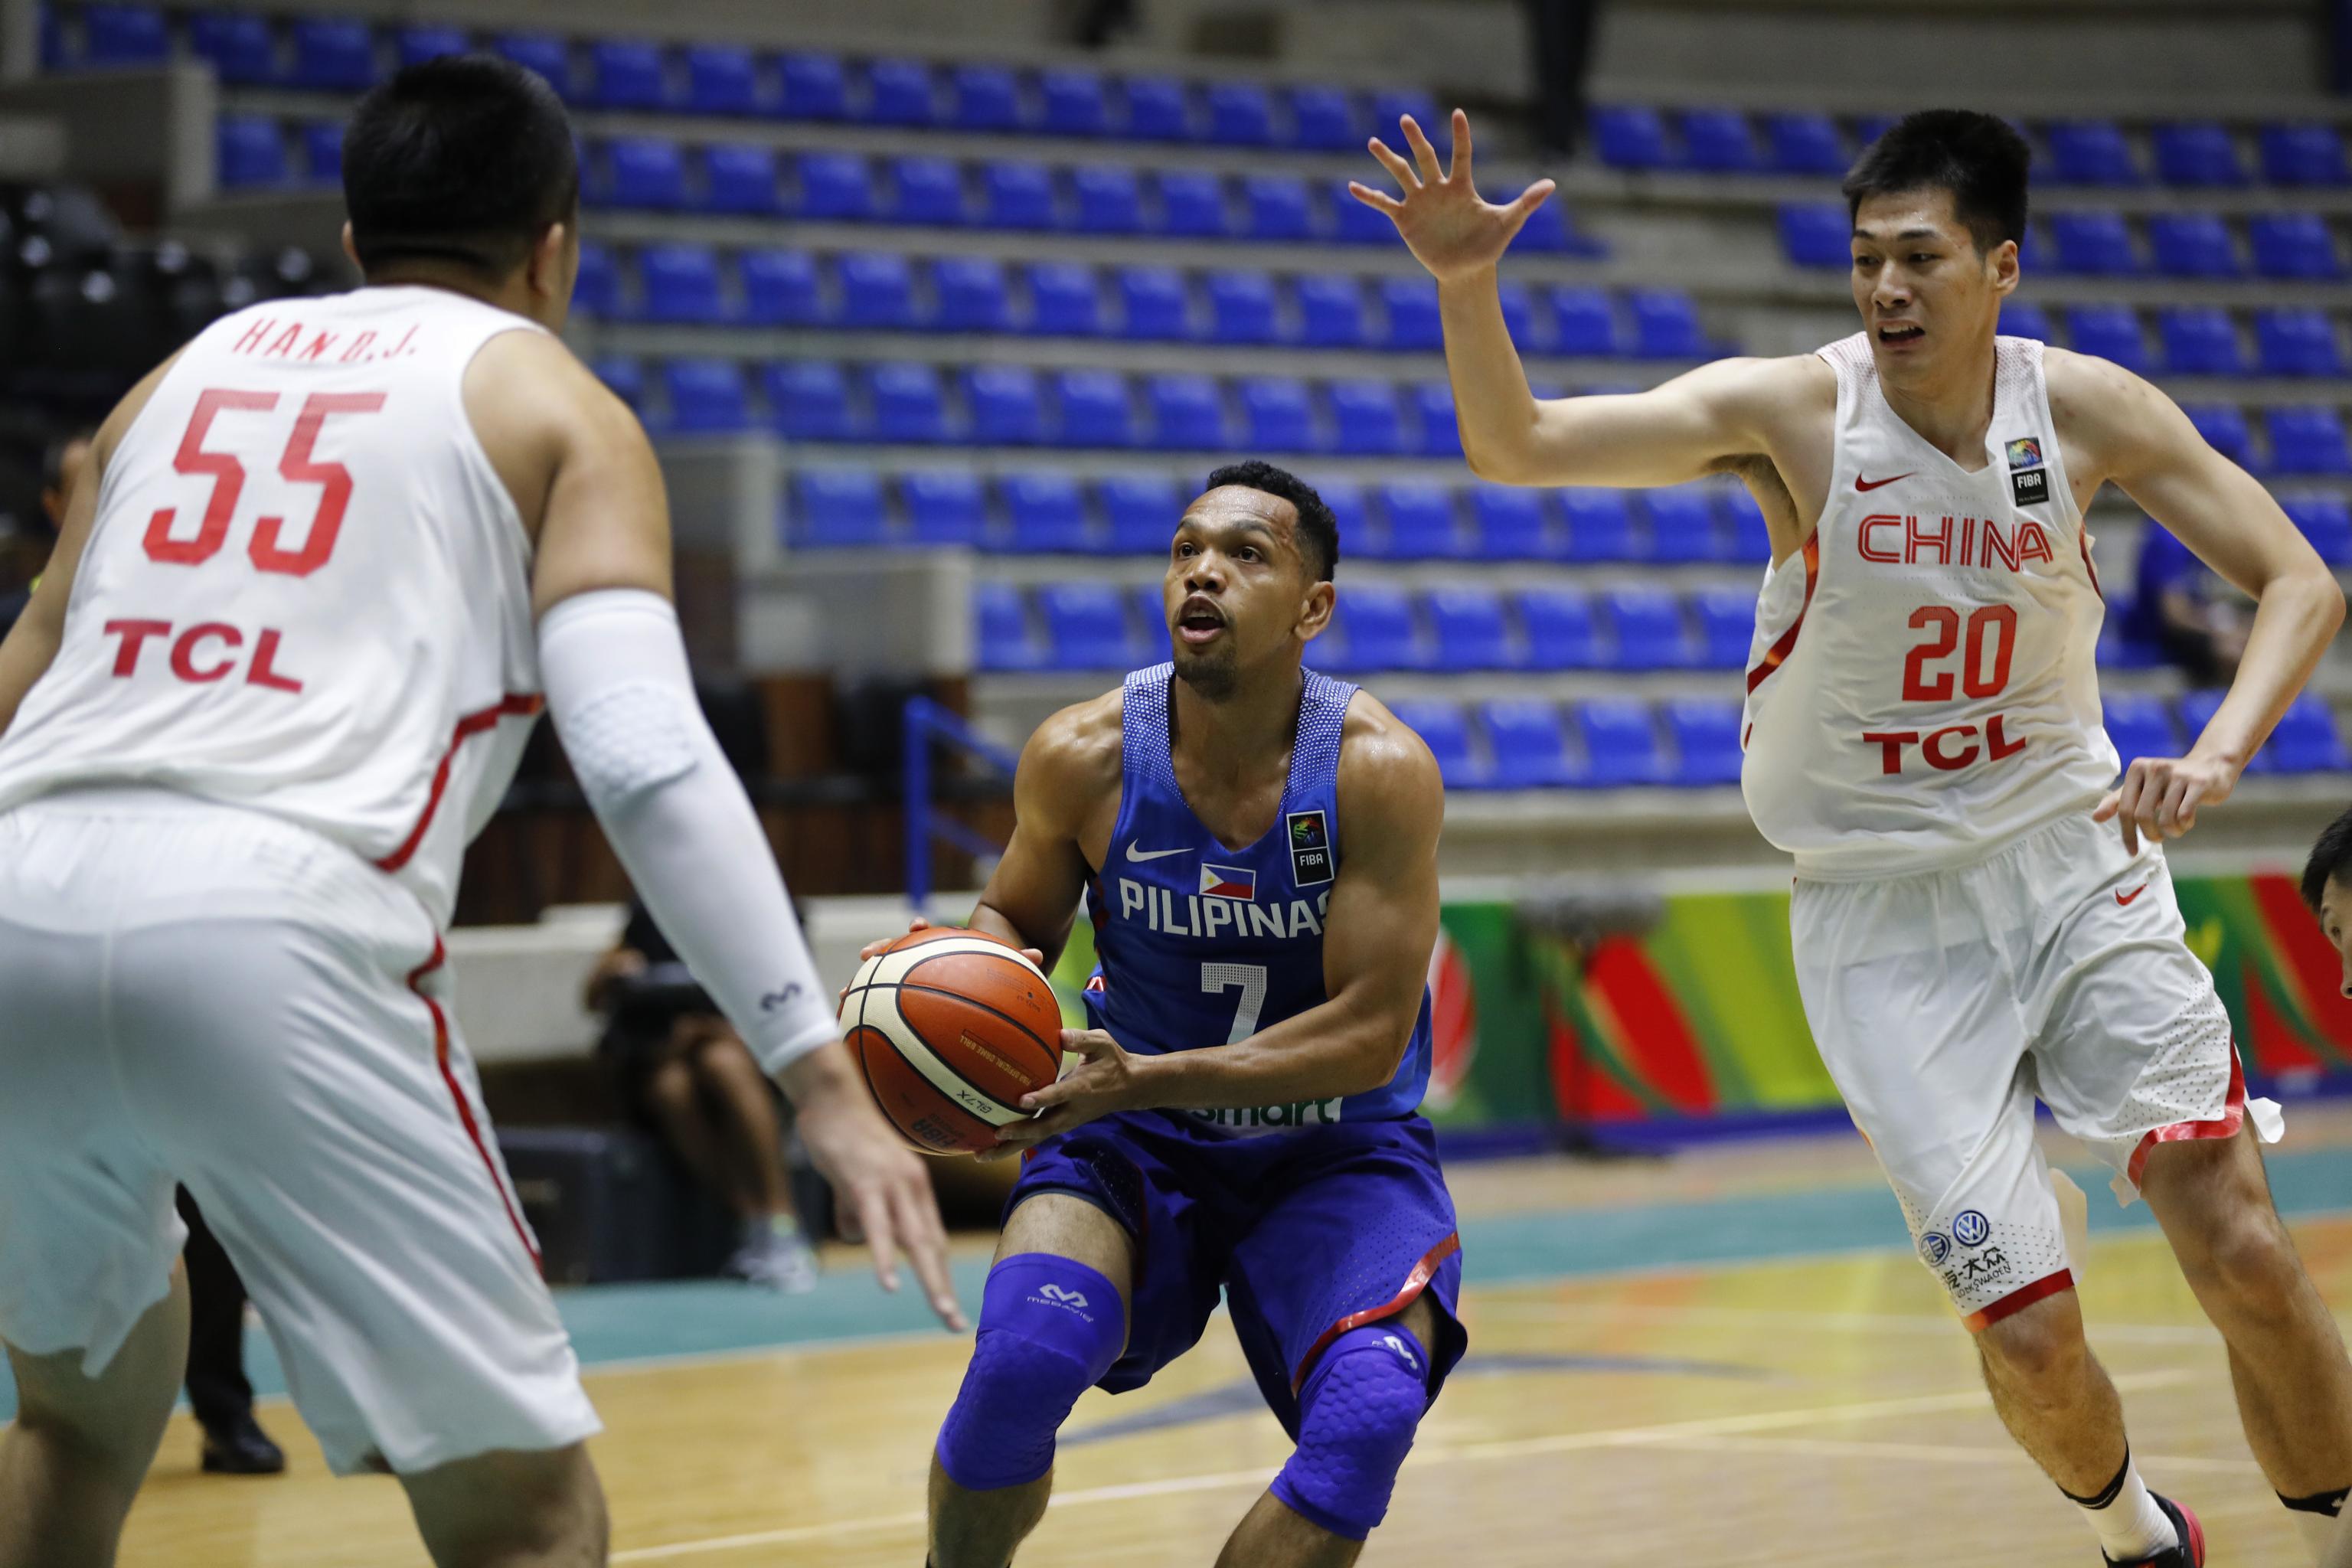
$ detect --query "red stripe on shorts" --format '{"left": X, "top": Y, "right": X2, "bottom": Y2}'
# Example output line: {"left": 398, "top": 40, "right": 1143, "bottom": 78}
{"left": 407, "top": 938, "right": 542, "bottom": 1272}
{"left": 1964, "top": 1267, "right": 2076, "bottom": 1332}
{"left": 2125, "top": 1050, "right": 2249, "bottom": 1191}
{"left": 1292, "top": 1231, "right": 1461, "bottom": 1392}
{"left": 376, "top": 694, "right": 544, "bottom": 873}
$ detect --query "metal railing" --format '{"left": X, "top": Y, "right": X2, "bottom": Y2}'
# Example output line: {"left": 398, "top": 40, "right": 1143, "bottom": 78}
{"left": 901, "top": 694, "right": 1019, "bottom": 910}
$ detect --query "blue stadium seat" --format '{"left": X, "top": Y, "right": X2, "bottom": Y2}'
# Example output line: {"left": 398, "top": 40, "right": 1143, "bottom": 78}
{"left": 2045, "top": 119, "right": 2139, "bottom": 185}
{"left": 2285, "top": 495, "right": 2352, "bottom": 566}
{"left": 952, "top": 64, "right": 1021, "bottom": 133}
{"left": 1145, "top": 375, "right": 1224, "bottom": 449}
{"left": 1507, "top": 194, "right": 1584, "bottom": 256}
{"left": 495, "top": 34, "right": 570, "bottom": 97}
{"left": 189, "top": 13, "right": 276, "bottom": 85}
{"left": 2249, "top": 213, "right": 2344, "bottom": 280}
{"left": 684, "top": 44, "right": 760, "bottom": 116}
{"left": 1853, "top": 114, "right": 1896, "bottom": 149}
{"left": 2101, "top": 693, "right": 2177, "bottom": 773}
{"left": 1410, "top": 383, "right": 1461, "bottom": 459}
{"left": 860, "top": 57, "right": 929, "bottom": 126}
{"left": 869, "top": 363, "right": 949, "bottom": 444}
{"left": 2184, "top": 403, "right": 2257, "bottom": 469}
{"left": 965, "top": 365, "right": 1044, "bottom": 446}
{"left": 217, "top": 116, "right": 286, "bottom": 188}
{"left": 1297, "top": 275, "right": 1367, "bottom": 348}
{"left": 1470, "top": 485, "right": 1550, "bottom": 559}
{"left": 2270, "top": 694, "right": 2352, "bottom": 773}
{"left": 1040, "top": 69, "right": 1109, "bottom": 137}
{"left": 884, "top": 156, "right": 964, "bottom": 227}
{"left": 1645, "top": 485, "right": 1723, "bottom": 564}
{"left": 2269, "top": 407, "right": 2352, "bottom": 475}
{"left": 769, "top": 52, "right": 847, "bottom": 120}
{"left": 397, "top": 25, "right": 469, "bottom": 70}
{"left": 1765, "top": 112, "right": 1847, "bottom": 175}
{"left": 1681, "top": 108, "right": 1760, "bottom": 173}
{"left": 700, "top": 144, "right": 779, "bottom": 214}
{"left": 973, "top": 364, "right": 1049, "bottom": 444}
{"left": 1693, "top": 590, "right": 1756, "bottom": 669}
{"left": 1331, "top": 177, "right": 1401, "bottom": 245}
{"left": 838, "top": 251, "right": 916, "bottom": 330}
{"left": 592, "top": 355, "right": 645, "bottom": 412}
{"left": 2262, "top": 125, "right": 2350, "bottom": 188}
{"left": 1207, "top": 270, "right": 1279, "bottom": 345}
{"left": 1156, "top": 171, "right": 1228, "bottom": 237}
{"left": 1664, "top": 699, "right": 1743, "bottom": 786}
{"left": 1549, "top": 286, "right": 1619, "bottom": 357}
{"left": 2050, "top": 211, "right": 2137, "bottom": 275}
{"left": 1122, "top": 76, "right": 1193, "bottom": 142}
{"left": 1289, "top": 86, "right": 1358, "bottom": 151}
{"left": 934, "top": 256, "right": 1011, "bottom": 333}
{"left": 571, "top": 243, "right": 619, "bottom": 318}
{"left": 1243, "top": 175, "right": 1315, "bottom": 241}
{"left": 795, "top": 469, "right": 885, "bottom": 546}
{"left": 1370, "top": 90, "right": 1442, "bottom": 154}
{"left": 82, "top": 4, "right": 167, "bottom": 67}
{"left": 1561, "top": 488, "right": 1638, "bottom": 562}
{"left": 639, "top": 243, "right": 726, "bottom": 324}
{"left": 1328, "top": 380, "right": 1403, "bottom": 456}
{"left": 1319, "top": 482, "right": 1369, "bottom": 562}
{"left": 2146, "top": 212, "right": 2242, "bottom": 279}
{"left": 1482, "top": 701, "right": 1572, "bottom": 788}
{"left": 1101, "top": 474, "right": 1179, "bottom": 552}
{"left": 1115, "top": 266, "right": 1190, "bottom": 340}
{"left": 1720, "top": 484, "right": 1771, "bottom": 562}
{"left": 662, "top": 359, "right": 750, "bottom": 433}
{"left": 605, "top": 138, "right": 687, "bottom": 210}
{"left": 1207, "top": 83, "right": 1275, "bottom": 146}
{"left": 586, "top": 39, "right": 665, "bottom": 109}
{"left": 1429, "top": 588, "right": 1511, "bottom": 670}
{"left": 903, "top": 470, "right": 988, "bottom": 545}
{"left": 1334, "top": 586, "right": 1421, "bottom": 671}
{"left": 2066, "top": 304, "right": 2149, "bottom": 372}
{"left": 2152, "top": 122, "right": 2246, "bottom": 188}
{"left": 1380, "top": 277, "right": 1442, "bottom": 351}
{"left": 796, "top": 151, "right": 873, "bottom": 221}
{"left": 1602, "top": 588, "right": 1691, "bottom": 669}
{"left": 975, "top": 583, "right": 1043, "bottom": 671}
{"left": 1040, "top": 584, "right": 1139, "bottom": 670}
{"left": 1054, "top": 371, "right": 1135, "bottom": 448}
{"left": 1495, "top": 281, "right": 1542, "bottom": 351}
{"left": 1577, "top": 700, "right": 1668, "bottom": 787}
{"left": 740, "top": 250, "right": 822, "bottom": 327}
{"left": 1998, "top": 300, "right": 2053, "bottom": 342}
{"left": 2256, "top": 309, "right": 2344, "bottom": 377}
{"left": 1377, "top": 482, "right": 1458, "bottom": 558}
{"left": 1779, "top": 203, "right": 1851, "bottom": 269}
{"left": 1025, "top": 261, "right": 1101, "bottom": 336}
{"left": 1390, "top": 700, "right": 1486, "bottom": 787}
{"left": 2157, "top": 307, "right": 2244, "bottom": 377}
{"left": 1517, "top": 587, "right": 1599, "bottom": 669}
{"left": 1628, "top": 290, "right": 1707, "bottom": 358}
{"left": 1239, "top": 377, "right": 1315, "bottom": 451}
{"left": 1001, "top": 472, "right": 1092, "bottom": 553}
{"left": 1129, "top": 584, "right": 1170, "bottom": 655}
{"left": 1592, "top": 106, "right": 1674, "bottom": 171}
{"left": 1073, "top": 166, "right": 1143, "bottom": 234}
{"left": 984, "top": 162, "right": 1058, "bottom": 230}
{"left": 767, "top": 361, "right": 855, "bottom": 441}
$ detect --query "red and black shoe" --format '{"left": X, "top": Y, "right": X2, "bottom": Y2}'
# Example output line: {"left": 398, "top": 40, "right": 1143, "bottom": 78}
{"left": 2103, "top": 1495, "right": 2204, "bottom": 1567}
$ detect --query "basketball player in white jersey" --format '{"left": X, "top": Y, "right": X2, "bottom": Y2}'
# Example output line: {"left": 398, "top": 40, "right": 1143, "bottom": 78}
{"left": 0, "top": 57, "right": 960, "bottom": 1568}
{"left": 1360, "top": 109, "right": 2352, "bottom": 1566}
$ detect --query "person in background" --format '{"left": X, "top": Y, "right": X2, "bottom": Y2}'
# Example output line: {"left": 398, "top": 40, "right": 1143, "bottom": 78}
{"left": 1525, "top": 0, "right": 1602, "bottom": 157}
{"left": 175, "top": 1193, "right": 285, "bottom": 1475}
{"left": 586, "top": 897, "right": 823, "bottom": 1292}
{"left": 2127, "top": 520, "right": 2247, "bottom": 687}
{"left": 0, "top": 428, "right": 93, "bottom": 638}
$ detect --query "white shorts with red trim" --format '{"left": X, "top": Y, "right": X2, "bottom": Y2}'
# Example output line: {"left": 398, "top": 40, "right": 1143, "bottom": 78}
{"left": 0, "top": 789, "right": 599, "bottom": 1475}
{"left": 1792, "top": 807, "right": 2283, "bottom": 1330}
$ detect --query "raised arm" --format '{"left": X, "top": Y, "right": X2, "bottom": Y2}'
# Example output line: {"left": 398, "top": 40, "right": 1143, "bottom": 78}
{"left": 2050, "top": 349, "right": 2347, "bottom": 851}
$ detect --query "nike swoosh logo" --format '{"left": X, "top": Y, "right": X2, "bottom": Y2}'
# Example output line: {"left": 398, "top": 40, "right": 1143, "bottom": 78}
{"left": 1854, "top": 472, "right": 1916, "bottom": 492}
{"left": 1125, "top": 844, "right": 1191, "bottom": 863}
{"left": 2115, "top": 881, "right": 2150, "bottom": 906}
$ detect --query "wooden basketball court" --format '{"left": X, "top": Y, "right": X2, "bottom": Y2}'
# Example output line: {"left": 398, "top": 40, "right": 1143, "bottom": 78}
{"left": 88, "top": 1107, "right": 2352, "bottom": 1566}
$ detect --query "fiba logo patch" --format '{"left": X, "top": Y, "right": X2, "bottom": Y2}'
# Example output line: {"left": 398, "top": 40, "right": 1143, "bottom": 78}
{"left": 1285, "top": 809, "right": 1334, "bottom": 887}
{"left": 1920, "top": 1232, "right": 1952, "bottom": 1266}
{"left": 2006, "top": 435, "right": 2050, "bottom": 508}
{"left": 1952, "top": 1210, "right": 1991, "bottom": 1249}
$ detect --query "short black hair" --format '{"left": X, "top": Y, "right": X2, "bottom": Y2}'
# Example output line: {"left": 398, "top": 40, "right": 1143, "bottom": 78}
{"left": 1202, "top": 460, "right": 1338, "bottom": 580}
{"left": 2301, "top": 803, "right": 2352, "bottom": 911}
{"left": 1842, "top": 109, "right": 2031, "bottom": 255}
{"left": 343, "top": 54, "right": 579, "bottom": 279}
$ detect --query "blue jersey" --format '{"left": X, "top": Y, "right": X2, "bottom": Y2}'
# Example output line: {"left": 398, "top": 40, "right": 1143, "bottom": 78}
{"left": 1081, "top": 664, "right": 1434, "bottom": 1133}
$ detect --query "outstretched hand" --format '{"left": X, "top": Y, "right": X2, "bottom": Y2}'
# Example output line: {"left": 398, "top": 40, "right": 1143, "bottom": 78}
{"left": 1349, "top": 109, "right": 1557, "bottom": 283}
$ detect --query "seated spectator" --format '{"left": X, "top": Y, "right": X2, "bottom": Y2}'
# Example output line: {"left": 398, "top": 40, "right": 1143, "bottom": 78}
{"left": 0, "top": 427, "right": 96, "bottom": 637}
{"left": 586, "top": 897, "right": 822, "bottom": 1291}
{"left": 2125, "top": 522, "right": 2246, "bottom": 685}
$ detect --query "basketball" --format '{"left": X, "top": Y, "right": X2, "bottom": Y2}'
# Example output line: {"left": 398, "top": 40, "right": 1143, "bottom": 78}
{"left": 839, "top": 927, "right": 1065, "bottom": 1155}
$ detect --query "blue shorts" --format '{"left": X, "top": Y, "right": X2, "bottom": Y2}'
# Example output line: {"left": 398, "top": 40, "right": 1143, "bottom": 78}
{"left": 1008, "top": 1109, "right": 1467, "bottom": 1436}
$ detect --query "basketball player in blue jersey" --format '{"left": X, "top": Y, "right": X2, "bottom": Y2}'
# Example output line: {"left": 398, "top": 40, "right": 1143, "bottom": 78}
{"left": 891, "top": 459, "right": 1465, "bottom": 1566}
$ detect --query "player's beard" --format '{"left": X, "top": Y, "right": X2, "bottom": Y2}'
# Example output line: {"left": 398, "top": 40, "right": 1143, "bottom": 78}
{"left": 1172, "top": 642, "right": 1240, "bottom": 702}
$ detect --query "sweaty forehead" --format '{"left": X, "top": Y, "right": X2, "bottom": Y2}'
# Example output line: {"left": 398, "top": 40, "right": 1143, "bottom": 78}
{"left": 1852, "top": 188, "right": 1966, "bottom": 241}
{"left": 1180, "top": 486, "right": 1298, "bottom": 546}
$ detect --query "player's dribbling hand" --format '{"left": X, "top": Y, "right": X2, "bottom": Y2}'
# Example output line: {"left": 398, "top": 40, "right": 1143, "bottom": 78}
{"left": 841, "top": 916, "right": 1047, "bottom": 1005}
{"left": 982, "top": 1028, "right": 1145, "bottom": 1160}
{"left": 2092, "top": 752, "right": 2239, "bottom": 856}
{"left": 1348, "top": 109, "right": 1557, "bottom": 284}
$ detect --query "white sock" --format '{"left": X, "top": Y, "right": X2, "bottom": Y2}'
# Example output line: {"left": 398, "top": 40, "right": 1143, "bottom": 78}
{"left": 2292, "top": 1508, "right": 2335, "bottom": 1561}
{"left": 2069, "top": 1452, "right": 2176, "bottom": 1562}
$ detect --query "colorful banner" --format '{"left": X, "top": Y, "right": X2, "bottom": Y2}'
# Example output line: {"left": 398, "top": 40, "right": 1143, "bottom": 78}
{"left": 1047, "top": 871, "right": 2352, "bottom": 1128}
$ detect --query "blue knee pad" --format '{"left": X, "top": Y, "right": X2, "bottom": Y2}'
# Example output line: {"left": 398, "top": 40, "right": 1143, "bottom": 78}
{"left": 934, "top": 1253, "right": 1124, "bottom": 1491}
{"left": 1270, "top": 1325, "right": 1432, "bottom": 1541}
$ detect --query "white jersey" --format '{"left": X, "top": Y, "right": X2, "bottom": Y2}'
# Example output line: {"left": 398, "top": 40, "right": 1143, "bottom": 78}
{"left": 1741, "top": 332, "right": 2118, "bottom": 877}
{"left": 0, "top": 286, "right": 546, "bottom": 927}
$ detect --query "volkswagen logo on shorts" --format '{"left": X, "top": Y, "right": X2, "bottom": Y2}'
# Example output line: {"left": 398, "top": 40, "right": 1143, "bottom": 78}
{"left": 1952, "top": 1210, "right": 1991, "bottom": 1249}
{"left": 1919, "top": 1232, "right": 1951, "bottom": 1266}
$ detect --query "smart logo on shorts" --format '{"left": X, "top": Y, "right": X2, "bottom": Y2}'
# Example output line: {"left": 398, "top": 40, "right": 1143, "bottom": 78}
{"left": 1919, "top": 1232, "right": 1952, "bottom": 1266}
{"left": 2006, "top": 435, "right": 2050, "bottom": 508}
{"left": 1952, "top": 1210, "right": 1991, "bottom": 1249}
{"left": 1285, "top": 808, "right": 1334, "bottom": 887}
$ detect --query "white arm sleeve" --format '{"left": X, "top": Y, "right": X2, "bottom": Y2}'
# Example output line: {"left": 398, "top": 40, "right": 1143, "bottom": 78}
{"left": 538, "top": 589, "right": 838, "bottom": 1076}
